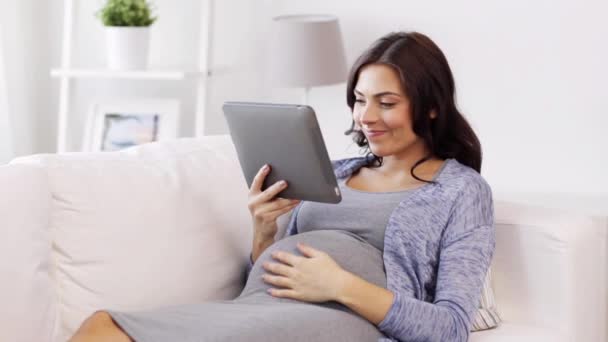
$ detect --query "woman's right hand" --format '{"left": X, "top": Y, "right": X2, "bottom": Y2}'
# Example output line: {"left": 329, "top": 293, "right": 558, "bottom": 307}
{"left": 247, "top": 164, "right": 301, "bottom": 240}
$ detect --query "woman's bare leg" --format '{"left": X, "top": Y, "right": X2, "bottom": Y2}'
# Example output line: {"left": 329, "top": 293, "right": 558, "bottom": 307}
{"left": 68, "top": 310, "right": 133, "bottom": 342}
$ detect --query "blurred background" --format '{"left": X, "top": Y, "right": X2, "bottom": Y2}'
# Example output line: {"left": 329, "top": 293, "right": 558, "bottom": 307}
{"left": 0, "top": 0, "right": 606, "bottom": 196}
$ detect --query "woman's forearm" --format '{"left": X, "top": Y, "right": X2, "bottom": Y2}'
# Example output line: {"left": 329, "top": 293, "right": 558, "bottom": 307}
{"left": 335, "top": 271, "right": 395, "bottom": 326}
{"left": 251, "top": 234, "right": 274, "bottom": 263}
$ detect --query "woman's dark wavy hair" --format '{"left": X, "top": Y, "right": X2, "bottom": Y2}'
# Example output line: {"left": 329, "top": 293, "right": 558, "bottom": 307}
{"left": 344, "top": 31, "right": 483, "bottom": 182}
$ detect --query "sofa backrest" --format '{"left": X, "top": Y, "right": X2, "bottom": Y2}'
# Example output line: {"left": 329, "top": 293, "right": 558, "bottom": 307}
{"left": 9, "top": 135, "right": 254, "bottom": 341}
{"left": 493, "top": 200, "right": 608, "bottom": 341}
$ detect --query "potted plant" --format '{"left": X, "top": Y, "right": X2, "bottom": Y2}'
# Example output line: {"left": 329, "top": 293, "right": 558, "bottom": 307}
{"left": 97, "top": 0, "right": 157, "bottom": 70}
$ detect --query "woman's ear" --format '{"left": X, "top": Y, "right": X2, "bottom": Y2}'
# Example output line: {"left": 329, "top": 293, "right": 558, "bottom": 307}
{"left": 429, "top": 110, "right": 438, "bottom": 119}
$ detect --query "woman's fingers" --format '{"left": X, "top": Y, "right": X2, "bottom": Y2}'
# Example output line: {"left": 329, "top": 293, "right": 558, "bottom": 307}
{"left": 263, "top": 261, "right": 294, "bottom": 277}
{"left": 262, "top": 274, "right": 293, "bottom": 288}
{"left": 249, "top": 164, "right": 271, "bottom": 195}
{"left": 249, "top": 164, "right": 288, "bottom": 201}
{"left": 250, "top": 179, "right": 289, "bottom": 210}
{"left": 267, "top": 200, "right": 300, "bottom": 217}
{"left": 247, "top": 163, "right": 301, "bottom": 220}
{"left": 256, "top": 198, "right": 300, "bottom": 219}
{"left": 251, "top": 202, "right": 297, "bottom": 226}
{"left": 259, "top": 180, "right": 289, "bottom": 202}
{"left": 270, "top": 197, "right": 298, "bottom": 209}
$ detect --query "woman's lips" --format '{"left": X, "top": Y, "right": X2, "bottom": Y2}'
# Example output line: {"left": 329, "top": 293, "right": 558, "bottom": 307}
{"left": 365, "top": 130, "right": 387, "bottom": 138}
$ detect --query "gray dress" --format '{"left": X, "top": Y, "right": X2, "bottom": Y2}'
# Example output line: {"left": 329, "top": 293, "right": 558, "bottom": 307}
{"left": 107, "top": 175, "right": 414, "bottom": 342}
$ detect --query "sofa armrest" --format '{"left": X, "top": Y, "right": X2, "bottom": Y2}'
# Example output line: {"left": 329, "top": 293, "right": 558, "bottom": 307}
{"left": 493, "top": 199, "right": 608, "bottom": 341}
{"left": 0, "top": 164, "right": 56, "bottom": 342}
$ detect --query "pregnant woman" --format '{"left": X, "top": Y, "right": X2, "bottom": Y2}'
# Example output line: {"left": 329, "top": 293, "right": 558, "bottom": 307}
{"left": 70, "top": 31, "right": 494, "bottom": 342}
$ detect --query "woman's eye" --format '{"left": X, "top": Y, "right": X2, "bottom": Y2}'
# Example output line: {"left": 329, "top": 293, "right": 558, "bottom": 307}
{"left": 380, "top": 102, "right": 396, "bottom": 108}
{"left": 354, "top": 99, "right": 365, "bottom": 104}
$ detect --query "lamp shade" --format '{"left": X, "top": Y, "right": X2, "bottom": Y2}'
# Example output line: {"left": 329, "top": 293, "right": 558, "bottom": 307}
{"left": 269, "top": 14, "right": 347, "bottom": 88}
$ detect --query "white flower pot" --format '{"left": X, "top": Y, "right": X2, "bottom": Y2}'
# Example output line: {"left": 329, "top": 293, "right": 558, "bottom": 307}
{"left": 105, "top": 26, "right": 150, "bottom": 70}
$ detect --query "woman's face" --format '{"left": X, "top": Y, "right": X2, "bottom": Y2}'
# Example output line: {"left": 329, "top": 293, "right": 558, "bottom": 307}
{"left": 353, "top": 63, "right": 426, "bottom": 158}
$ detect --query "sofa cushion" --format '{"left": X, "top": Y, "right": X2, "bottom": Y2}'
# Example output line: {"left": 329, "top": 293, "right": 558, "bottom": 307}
{"left": 11, "top": 135, "right": 253, "bottom": 341}
{"left": 0, "top": 164, "right": 55, "bottom": 342}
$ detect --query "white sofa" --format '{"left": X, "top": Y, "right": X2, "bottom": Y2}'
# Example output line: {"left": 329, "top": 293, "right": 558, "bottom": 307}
{"left": 1, "top": 135, "right": 606, "bottom": 342}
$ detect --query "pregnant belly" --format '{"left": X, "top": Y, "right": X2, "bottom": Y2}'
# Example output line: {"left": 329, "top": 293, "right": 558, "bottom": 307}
{"left": 237, "top": 230, "right": 387, "bottom": 309}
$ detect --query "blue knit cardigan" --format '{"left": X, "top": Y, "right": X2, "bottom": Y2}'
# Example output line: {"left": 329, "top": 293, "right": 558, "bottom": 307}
{"left": 246, "top": 156, "right": 495, "bottom": 342}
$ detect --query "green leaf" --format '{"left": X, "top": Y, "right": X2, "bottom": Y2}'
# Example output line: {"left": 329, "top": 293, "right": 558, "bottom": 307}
{"left": 96, "top": 0, "right": 157, "bottom": 27}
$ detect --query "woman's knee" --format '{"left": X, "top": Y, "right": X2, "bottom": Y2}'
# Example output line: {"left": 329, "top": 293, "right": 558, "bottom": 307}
{"left": 70, "top": 310, "right": 132, "bottom": 342}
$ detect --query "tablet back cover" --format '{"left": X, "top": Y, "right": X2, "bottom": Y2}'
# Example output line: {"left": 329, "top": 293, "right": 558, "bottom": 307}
{"left": 223, "top": 101, "right": 342, "bottom": 204}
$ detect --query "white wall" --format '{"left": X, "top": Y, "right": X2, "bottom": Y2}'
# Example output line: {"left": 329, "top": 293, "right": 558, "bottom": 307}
{"left": 0, "top": 0, "right": 54, "bottom": 157}
{"left": 0, "top": 22, "right": 12, "bottom": 164}
{"left": 262, "top": 0, "right": 608, "bottom": 196}
{"left": 10, "top": 0, "right": 608, "bottom": 195}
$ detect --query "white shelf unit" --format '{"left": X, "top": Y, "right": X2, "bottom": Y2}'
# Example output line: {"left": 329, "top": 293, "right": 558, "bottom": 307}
{"left": 51, "top": 0, "right": 215, "bottom": 152}
{"left": 50, "top": 68, "right": 204, "bottom": 80}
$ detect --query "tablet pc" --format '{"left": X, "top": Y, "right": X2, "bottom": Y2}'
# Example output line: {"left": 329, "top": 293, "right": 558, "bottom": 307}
{"left": 223, "top": 101, "right": 342, "bottom": 204}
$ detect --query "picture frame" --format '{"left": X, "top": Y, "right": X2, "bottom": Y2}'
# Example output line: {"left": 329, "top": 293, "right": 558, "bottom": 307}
{"left": 82, "top": 98, "right": 180, "bottom": 152}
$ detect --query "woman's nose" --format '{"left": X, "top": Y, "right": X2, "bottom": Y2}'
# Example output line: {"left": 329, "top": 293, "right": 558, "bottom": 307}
{"left": 359, "top": 105, "right": 379, "bottom": 124}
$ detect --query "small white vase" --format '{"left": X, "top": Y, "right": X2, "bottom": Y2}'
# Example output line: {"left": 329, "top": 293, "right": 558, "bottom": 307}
{"left": 105, "top": 26, "right": 150, "bottom": 70}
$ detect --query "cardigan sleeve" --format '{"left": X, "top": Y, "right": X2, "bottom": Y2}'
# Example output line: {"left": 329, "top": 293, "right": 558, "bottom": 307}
{"left": 377, "top": 177, "right": 495, "bottom": 342}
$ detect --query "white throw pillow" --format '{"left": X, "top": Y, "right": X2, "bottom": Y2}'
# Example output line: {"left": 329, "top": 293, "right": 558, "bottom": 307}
{"left": 16, "top": 136, "right": 253, "bottom": 341}
{"left": 471, "top": 268, "right": 501, "bottom": 331}
{"left": 0, "top": 164, "right": 56, "bottom": 342}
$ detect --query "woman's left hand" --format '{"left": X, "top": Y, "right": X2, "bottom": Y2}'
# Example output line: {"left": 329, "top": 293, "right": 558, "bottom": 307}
{"left": 262, "top": 242, "right": 349, "bottom": 303}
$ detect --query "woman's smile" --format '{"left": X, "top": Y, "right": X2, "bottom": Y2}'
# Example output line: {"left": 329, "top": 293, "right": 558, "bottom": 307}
{"left": 365, "top": 130, "right": 388, "bottom": 139}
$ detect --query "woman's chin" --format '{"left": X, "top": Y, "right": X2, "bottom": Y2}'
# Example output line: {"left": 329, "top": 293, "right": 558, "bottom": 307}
{"left": 369, "top": 145, "right": 389, "bottom": 157}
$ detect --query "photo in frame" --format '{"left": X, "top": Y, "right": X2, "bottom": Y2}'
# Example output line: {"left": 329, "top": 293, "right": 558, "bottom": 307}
{"left": 82, "top": 99, "right": 180, "bottom": 152}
